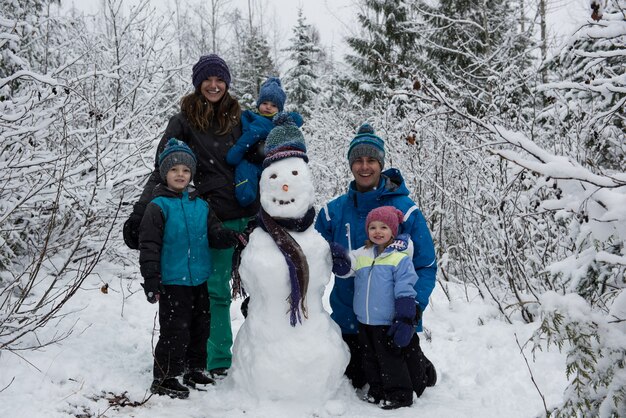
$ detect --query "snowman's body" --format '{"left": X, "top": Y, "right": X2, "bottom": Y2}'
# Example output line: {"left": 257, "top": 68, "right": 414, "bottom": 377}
{"left": 230, "top": 157, "right": 349, "bottom": 402}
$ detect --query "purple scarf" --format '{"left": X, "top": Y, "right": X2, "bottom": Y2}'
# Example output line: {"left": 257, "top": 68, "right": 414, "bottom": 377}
{"left": 258, "top": 207, "right": 315, "bottom": 326}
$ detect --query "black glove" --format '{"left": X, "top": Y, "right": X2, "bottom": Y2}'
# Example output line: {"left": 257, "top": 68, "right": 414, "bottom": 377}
{"left": 240, "top": 296, "right": 250, "bottom": 318}
{"left": 226, "top": 231, "right": 248, "bottom": 248}
{"left": 387, "top": 297, "right": 417, "bottom": 348}
{"left": 329, "top": 242, "right": 351, "bottom": 276}
{"left": 415, "top": 302, "right": 422, "bottom": 324}
{"left": 141, "top": 278, "right": 164, "bottom": 304}
{"left": 243, "top": 217, "right": 257, "bottom": 237}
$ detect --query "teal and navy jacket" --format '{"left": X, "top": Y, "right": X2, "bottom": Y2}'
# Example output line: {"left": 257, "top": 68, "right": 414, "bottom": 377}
{"left": 138, "top": 184, "right": 235, "bottom": 286}
{"left": 315, "top": 168, "right": 437, "bottom": 333}
{"left": 343, "top": 242, "right": 417, "bottom": 326}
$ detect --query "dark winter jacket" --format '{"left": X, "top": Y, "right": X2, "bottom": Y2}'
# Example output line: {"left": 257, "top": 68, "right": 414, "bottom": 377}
{"left": 344, "top": 241, "right": 418, "bottom": 326}
{"left": 138, "top": 184, "right": 237, "bottom": 286}
{"left": 315, "top": 168, "right": 437, "bottom": 334}
{"left": 136, "top": 112, "right": 259, "bottom": 221}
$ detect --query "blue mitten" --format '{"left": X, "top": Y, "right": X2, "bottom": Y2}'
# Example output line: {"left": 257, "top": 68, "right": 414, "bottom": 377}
{"left": 387, "top": 297, "right": 417, "bottom": 347}
{"left": 329, "top": 242, "right": 351, "bottom": 276}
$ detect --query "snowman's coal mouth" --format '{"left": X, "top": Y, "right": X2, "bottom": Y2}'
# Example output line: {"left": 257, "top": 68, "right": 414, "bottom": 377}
{"left": 273, "top": 198, "right": 295, "bottom": 206}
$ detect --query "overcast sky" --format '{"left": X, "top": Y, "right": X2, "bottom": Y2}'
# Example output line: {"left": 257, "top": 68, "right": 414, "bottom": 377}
{"left": 60, "top": 0, "right": 589, "bottom": 62}
{"left": 61, "top": 0, "right": 357, "bottom": 58}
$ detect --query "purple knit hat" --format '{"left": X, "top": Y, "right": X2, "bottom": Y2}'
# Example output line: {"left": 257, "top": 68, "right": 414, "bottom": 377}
{"left": 192, "top": 54, "right": 231, "bottom": 89}
{"left": 366, "top": 206, "right": 404, "bottom": 237}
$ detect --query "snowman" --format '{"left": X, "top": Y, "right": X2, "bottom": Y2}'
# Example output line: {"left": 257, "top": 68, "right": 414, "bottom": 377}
{"left": 229, "top": 113, "right": 349, "bottom": 404}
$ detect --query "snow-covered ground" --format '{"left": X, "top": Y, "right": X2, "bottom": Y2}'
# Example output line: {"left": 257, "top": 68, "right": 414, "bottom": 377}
{"left": 0, "top": 258, "right": 567, "bottom": 418}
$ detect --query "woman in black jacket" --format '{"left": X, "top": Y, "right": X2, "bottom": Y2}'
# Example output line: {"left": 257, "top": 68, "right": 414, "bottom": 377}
{"left": 125, "top": 54, "right": 258, "bottom": 378}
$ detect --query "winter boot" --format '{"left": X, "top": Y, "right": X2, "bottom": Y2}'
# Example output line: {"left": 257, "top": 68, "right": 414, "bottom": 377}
{"left": 362, "top": 393, "right": 383, "bottom": 405}
{"left": 425, "top": 362, "right": 437, "bottom": 387}
{"left": 183, "top": 369, "right": 215, "bottom": 388}
{"left": 150, "top": 377, "right": 190, "bottom": 399}
{"left": 380, "top": 398, "right": 413, "bottom": 410}
{"left": 362, "top": 386, "right": 384, "bottom": 405}
{"left": 209, "top": 367, "right": 228, "bottom": 380}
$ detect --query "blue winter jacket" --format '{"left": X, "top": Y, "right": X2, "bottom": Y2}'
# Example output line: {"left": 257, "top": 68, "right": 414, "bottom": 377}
{"left": 348, "top": 243, "right": 418, "bottom": 326}
{"left": 138, "top": 185, "right": 236, "bottom": 286}
{"left": 227, "top": 110, "right": 303, "bottom": 207}
{"left": 315, "top": 168, "right": 437, "bottom": 333}
{"left": 226, "top": 110, "right": 304, "bottom": 166}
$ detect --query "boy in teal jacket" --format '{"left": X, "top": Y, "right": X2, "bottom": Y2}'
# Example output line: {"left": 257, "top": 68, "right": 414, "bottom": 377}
{"left": 139, "top": 139, "right": 244, "bottom": 399}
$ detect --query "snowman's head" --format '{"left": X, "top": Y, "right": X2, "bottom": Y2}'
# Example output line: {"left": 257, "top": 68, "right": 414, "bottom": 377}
{"left": 260, "top": 157, "right": 314, "bottom": 218}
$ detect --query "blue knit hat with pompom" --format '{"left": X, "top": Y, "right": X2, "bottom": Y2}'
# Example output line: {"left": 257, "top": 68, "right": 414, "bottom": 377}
{"left": 158, "top": 138, "right": 197, "bottom": 181}
{"left": 347, "top": 123, "right": 385, "bottom": 169}
{"left": 256, "top": 77, "right": 286, "bottom": 112}
{"left": 263, "top": 112, "right": 308, "bottom": 169}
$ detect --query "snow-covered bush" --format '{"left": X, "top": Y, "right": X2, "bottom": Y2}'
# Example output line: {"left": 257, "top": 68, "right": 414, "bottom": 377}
{"left": 0, "top": 1, "right": 183, "bottom": 351}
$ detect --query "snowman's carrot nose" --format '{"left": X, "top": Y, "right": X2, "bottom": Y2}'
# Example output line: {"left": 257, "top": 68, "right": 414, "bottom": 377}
{"left": 282, "top": 184, "right": 289, "bottom": 192}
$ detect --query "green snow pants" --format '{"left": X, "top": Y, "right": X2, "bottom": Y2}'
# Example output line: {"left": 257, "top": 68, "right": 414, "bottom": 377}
{"left": 206, "top": 217, "right": 250, "bottom": 371}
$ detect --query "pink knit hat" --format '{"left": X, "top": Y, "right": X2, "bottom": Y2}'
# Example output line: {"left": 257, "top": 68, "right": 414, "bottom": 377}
{"left": 365, "top": 206, "right": 404, "bottom": 237}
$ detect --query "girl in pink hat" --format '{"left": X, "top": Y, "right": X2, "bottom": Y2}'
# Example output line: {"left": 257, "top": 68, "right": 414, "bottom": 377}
{"left": 331, "top": 206, "right": 427, "bottom": 410}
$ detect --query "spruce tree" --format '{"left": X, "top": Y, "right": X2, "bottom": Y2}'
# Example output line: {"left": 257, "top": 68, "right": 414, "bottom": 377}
{"left": 283, "top": 9, "right": 320, "bottom": 117}
{"left": 235, "top": 26, "right": 278, "bottom": 103}
{"left": 344, "top": 0, "right": 420, "bottom": 114}
{"left": 413, "top": 0, "right": 532, "bottom": 118}
{"left": 540, "top": 0, "right": 625, "bottom": 172}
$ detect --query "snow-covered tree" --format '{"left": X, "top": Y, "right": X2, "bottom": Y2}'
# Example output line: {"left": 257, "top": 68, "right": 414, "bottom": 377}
{"left": 344, "top": 0, "right": 420, "bottom": 115}
{"left": 413, "top": 0, "right": 533, "bottom": 118}
{"left": 527, "top": 3, "right": 626, "bottom": 414}
{"left": 0, "top": 0, "right": 183, "bottom": 351}
{"left": 283, "top": 9, "right": 320, "bottom": 117}
{"left": 232, "top": 26, "right": 277, "bottom": 105}
{"left": 539, "top": 0, "right": 625, "bottom": 172}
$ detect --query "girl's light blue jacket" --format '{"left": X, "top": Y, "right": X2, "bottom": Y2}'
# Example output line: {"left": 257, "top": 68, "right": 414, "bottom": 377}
{"left": 340, "top": 239, "right": 417, "bottom": 326}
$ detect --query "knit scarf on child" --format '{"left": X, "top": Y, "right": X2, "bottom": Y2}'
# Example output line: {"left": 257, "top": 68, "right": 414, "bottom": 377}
{"left": 258, "top": 206, "right": 315, "bottom": 326}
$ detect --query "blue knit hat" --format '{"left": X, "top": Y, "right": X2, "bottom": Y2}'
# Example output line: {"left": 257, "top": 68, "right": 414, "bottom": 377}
{"left": 192, "top": 54, "right": 231, "bottom": 90}
{"left": 347, "top": 123, "right": 385, "bottom": 169}
{"left": 159, "top": 138, "right": 197, "bottom": 181}
{"left": 256, "top": 77, "right": 286, "bottom": 112}
{"left": 263, "top": 112, "right": 308, "bottom": 169}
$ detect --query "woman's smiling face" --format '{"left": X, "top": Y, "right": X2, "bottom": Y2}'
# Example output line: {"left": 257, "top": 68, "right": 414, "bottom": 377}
{"left": 200, "top": 76, "right": 227, "bottom": 103}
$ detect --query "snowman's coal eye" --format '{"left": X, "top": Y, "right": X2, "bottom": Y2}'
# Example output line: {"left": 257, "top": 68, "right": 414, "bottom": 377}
{"left": 270, "top": 173, "right": 277, "bottom": 179}
{"left": 292, "top": 171, "right": 298, "bottom": 176}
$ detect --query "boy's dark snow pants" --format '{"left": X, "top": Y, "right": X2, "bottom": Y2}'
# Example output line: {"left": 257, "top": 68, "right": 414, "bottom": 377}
{"left": 358, "top": 323, "right": 428, "bottom": 402}
{"left": 153, "top": 283, "right": 211, "bottom": 379}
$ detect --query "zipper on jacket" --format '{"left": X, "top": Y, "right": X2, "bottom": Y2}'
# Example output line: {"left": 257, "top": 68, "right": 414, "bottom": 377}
{"left": 180, "top": 196, "right": 193, "bottom": 283}
{"left": 365, "top": 258, "right": 376, "bottom": 324}
{"left": 345, "top": 223, "right": 352, "bottom": 252}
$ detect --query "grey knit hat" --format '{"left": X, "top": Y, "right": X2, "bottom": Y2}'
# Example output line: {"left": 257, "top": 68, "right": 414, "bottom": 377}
{"left": 347, "top": 123, "right": 385, "bottom": 169}
{"left": 158, "top": 138, "right": 197, "bottom": 181}
{"left": 262, "top": 112, "right": 308, "bottom": 169}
